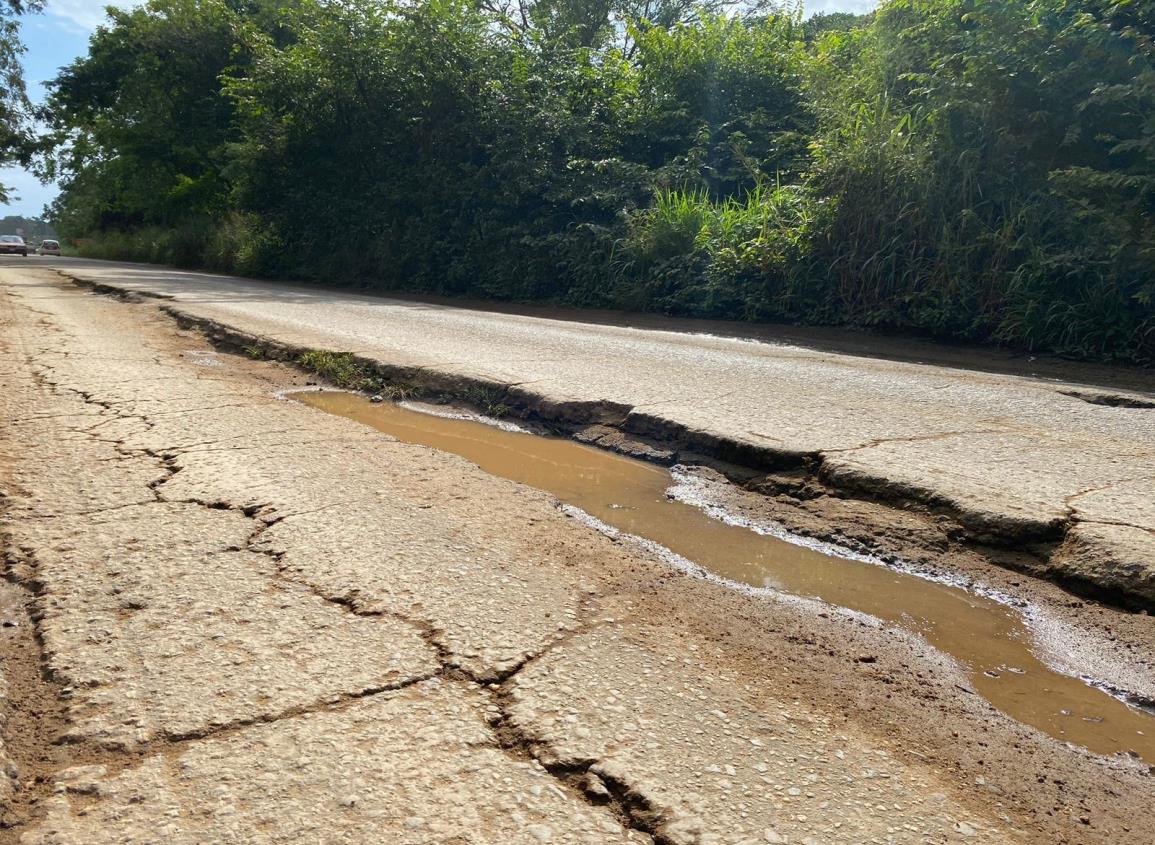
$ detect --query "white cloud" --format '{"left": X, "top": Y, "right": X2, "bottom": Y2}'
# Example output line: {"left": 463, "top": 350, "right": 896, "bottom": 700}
{"left": 43, "top": 0, "right": 139, "bottom": 33}
{"left": 805, "top": 0, "right": 878, "bottom": 14}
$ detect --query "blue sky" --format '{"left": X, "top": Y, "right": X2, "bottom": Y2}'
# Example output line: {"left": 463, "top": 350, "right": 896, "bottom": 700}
{"left": 0, "top": 0, "right": 879, "bottom": 218}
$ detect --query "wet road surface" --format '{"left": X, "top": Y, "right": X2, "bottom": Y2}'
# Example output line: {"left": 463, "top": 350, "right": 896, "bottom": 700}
{"left": 297, "top": 390, "right": 1155, "bottom": 761}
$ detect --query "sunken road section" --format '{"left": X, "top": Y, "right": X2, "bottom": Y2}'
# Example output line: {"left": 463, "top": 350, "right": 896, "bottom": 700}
{"left": 50, "top": 257, "right": 1155, "bottom": 613}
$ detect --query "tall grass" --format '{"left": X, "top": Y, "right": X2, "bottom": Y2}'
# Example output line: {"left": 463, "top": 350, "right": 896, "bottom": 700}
{"left": 618, "top": 184, "right": 818, "bottom": 318}
{"left": 73, "top": 215, "right": 270, "bottom": 275}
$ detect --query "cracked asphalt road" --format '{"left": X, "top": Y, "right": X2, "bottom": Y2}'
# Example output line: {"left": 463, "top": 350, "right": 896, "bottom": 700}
{"left": 1, "top": 267, "right": 1154, "bottom": 844}
{"left": 41, "top": 256, "right": 1155, "bottom": 606}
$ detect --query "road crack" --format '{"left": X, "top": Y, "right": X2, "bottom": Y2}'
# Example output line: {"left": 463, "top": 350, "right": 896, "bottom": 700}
{"left": 238, "top": 503, "right": 663, "bottom": 840}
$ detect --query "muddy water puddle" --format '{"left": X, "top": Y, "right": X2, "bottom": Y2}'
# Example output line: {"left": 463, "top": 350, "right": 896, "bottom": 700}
{"left": 297, "top": 390, "right": 1154, "bottom": 762}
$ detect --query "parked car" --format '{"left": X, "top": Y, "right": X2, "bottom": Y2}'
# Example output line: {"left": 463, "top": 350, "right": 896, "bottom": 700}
{"left": 38, "top": 239, "right": 61, "bottom": 256}
{"left": 0, "top": 235, "right": 28, "bottom": 256}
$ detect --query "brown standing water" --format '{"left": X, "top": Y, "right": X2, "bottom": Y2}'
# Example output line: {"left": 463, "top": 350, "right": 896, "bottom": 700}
{"left": 297, "top": 390, "right": 1154, "bottom": 762}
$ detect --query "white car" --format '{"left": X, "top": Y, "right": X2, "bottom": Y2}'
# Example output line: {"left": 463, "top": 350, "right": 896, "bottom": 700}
{"left": 38, "top": 239, "right": 61, "bottom": 256}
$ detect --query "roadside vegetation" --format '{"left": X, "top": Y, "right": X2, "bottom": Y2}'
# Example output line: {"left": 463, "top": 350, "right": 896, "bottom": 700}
{"left": 0, "top": 0, "right": 40, "bottom": 202}
{"left": 36, "top": 0, "right": 1155, "bottom": 363}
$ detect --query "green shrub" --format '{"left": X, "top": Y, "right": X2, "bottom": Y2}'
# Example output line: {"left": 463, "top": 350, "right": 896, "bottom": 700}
{"left": 45, "top": 0, "right": 1155, "bottom": 364}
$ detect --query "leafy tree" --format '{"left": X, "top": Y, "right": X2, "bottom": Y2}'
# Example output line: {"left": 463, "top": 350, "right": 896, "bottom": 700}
{"left": 0, "top": 213, "right": 53, "bottom": 239}
{"left": 228, "top": 0, "right": 644, "bottom": 297}
{"left": 38, "top": 0, "right": 1155, "bottom": 363}
{"left": 42, "top": 0, "right": 276, "bottom": 237}
{"left": 628, "top": 13, "right": 812, "bottom": 195}
{"left": 0, "top": 0, "right": 41, "bottom": 202}
{"left": 477, "top": 0, "right": 782, "bottom": 51}
{"left": 803, "top": 0, "right": 1155, "bottom": 359}
{"left": 801, "top": 10, "right": 869, "bottom": 41}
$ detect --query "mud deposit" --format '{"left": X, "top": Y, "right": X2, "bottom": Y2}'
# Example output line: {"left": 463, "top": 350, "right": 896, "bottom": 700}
{"left": 297, "top": 390, "right": 1154, "bottom": 763}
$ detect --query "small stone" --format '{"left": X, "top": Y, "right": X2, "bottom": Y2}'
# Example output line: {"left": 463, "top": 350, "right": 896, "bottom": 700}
{"left": 582, "top": 772, "right": 611, "bottom": 801}
{"left": 53, "top": 765, "right": 108, "bottom": 795}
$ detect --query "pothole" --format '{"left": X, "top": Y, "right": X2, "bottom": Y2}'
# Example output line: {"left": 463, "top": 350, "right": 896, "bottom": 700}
{"left": 293, "top": 389, "right": 1155, "bottom": 764}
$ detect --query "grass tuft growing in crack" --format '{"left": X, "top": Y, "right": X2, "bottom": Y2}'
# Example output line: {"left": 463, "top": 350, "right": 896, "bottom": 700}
{"left": 295, "top": 351, "right": 374, "bottom": 390}
{"left": 294, "top": 350, "right": 423, "bottom": 400}
{"left": 374, "top": 383, "right": 422, "bottom": 402}
{"left": 459, "top": 385, "right": 512, "bottom": 419}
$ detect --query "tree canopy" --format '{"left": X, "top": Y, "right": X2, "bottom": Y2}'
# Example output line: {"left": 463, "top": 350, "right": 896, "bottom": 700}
{"left": 0, "top": 0, "right": 41, "bottom": 201}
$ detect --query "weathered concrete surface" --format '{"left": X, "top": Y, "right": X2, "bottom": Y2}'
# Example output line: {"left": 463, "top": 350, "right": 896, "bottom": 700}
{"left": 1, "top": 267, "right": 1152, "bottom": 844}
{"left": 254, "top": 497, "right": 589, "bottom": 681}
{"left": 18, "top": 504, "right": 437, "bottom": 749}
{"left": 508, "top": 621, "right": 1005, "bottom": 845}
{"left": 26, "top": 681, "right": 649, "bottom": 845}
{"left": 0, "top": 269, "right": 650, "bottom": 840}
{"left": 42, "top": 257, "right": 1154, "bottom": 591}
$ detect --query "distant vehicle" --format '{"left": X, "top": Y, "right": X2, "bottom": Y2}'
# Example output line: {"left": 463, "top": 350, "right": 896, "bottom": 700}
{"left": 38, "top": 239, "right": 61, "bottom": 256}
{"left": 0, "top": 235, "right": 28, "bottom": 256}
